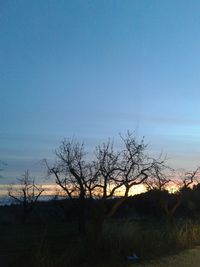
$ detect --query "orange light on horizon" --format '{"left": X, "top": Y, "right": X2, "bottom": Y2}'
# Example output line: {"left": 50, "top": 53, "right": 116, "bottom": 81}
{"left": 0, "top": 180, "right": 186, "bottom": 199}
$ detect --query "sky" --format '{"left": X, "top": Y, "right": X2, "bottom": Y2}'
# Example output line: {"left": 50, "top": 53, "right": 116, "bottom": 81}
{"left": 1, "top": 0, "right": 200, "bottom": 183}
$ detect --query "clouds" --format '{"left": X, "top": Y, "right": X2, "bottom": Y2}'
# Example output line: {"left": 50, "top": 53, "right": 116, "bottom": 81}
{"left": 1, "top": 1, "right": 200, "bottom": 181}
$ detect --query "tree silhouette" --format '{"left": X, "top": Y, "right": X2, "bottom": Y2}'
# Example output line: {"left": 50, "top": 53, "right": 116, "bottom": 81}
{"left": 45, "top": 139, "right": 94, "bottom": 234}
{"left": 8, "top": 170, "right": 44, "bottom": 223}
{"left": 47, "top": 132, "right": 166, "bottom": 234}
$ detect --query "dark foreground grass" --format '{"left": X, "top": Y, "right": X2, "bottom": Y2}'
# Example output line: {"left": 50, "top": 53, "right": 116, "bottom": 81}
{"left": 4, "top": 220, "right": 200, "bottom": 267}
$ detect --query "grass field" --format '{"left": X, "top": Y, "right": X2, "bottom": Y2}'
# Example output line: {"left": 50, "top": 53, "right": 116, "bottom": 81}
{"left": 1, "top": 220, "right": 200, "bottom": 267}
{"left": 136, "top": 246, "right": 200, "bottom": 267}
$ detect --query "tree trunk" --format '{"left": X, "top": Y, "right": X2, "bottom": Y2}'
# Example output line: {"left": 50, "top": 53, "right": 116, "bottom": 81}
{"left": 92, "top": 202, "right": 106, "bottom": 237}
{"left": 77, "top": 197, "right": 86, "bottom": 235}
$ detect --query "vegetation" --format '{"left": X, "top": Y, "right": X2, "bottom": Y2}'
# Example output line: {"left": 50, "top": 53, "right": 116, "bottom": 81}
{"left": 45, "top": 132, "right": 166, "bottom": 234}
{"left": 1, "top": 185, "right": 200, "bottom": 266}
{"left": 1, "top": 132, "right": 200, "bottom": 266}
{"left": 8, "top": 170, "right": 44, "bottom": 223}
{"left": 1, "top": 219, "right": 200, "bottom": 267}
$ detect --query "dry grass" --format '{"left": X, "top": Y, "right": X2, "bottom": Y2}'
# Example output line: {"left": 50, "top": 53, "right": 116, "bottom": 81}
{"left": 136, "top": 246, "right": 200, "bottom": 267}
{"left": 2, "top": 220, "right": 200, "bottom": 267}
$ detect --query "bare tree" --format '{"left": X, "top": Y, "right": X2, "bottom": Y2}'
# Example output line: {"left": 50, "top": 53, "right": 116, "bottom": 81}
{"left": 46, "top": 139, "right": 96, "bottom": 234}
{"left": 8, "top": 170, "right": 44, "bottom": 223}
{"left": 47, "top": 132, "right": 167, "bottom": 234}
{"left": 144, "top": 158, "right": 173, "bottom": 191}
{"left": 148, "top": 166, "right": 200, "bottom": 224}
{"left": 93, "top": 132, "right": 166, "bottom": 226}
{"left": 181, "top": 167, "right": 200, "bottom": 189}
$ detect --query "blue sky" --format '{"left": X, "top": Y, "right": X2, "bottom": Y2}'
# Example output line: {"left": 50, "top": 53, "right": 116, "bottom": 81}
{"left": 1, "top": 0, "right": 200, "bottom": 183}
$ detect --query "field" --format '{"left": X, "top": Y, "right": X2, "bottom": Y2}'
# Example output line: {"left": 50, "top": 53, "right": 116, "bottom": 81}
{"left": 1, "top": 219, "right": 200, "bottom": 267}
{"left": 136, "top": 246, "right": 200, "bottom": 267}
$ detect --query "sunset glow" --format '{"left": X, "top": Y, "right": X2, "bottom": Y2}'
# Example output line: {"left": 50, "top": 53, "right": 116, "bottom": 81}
{"left": 1, "top": 3, "right": 200, "bottom": 266}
